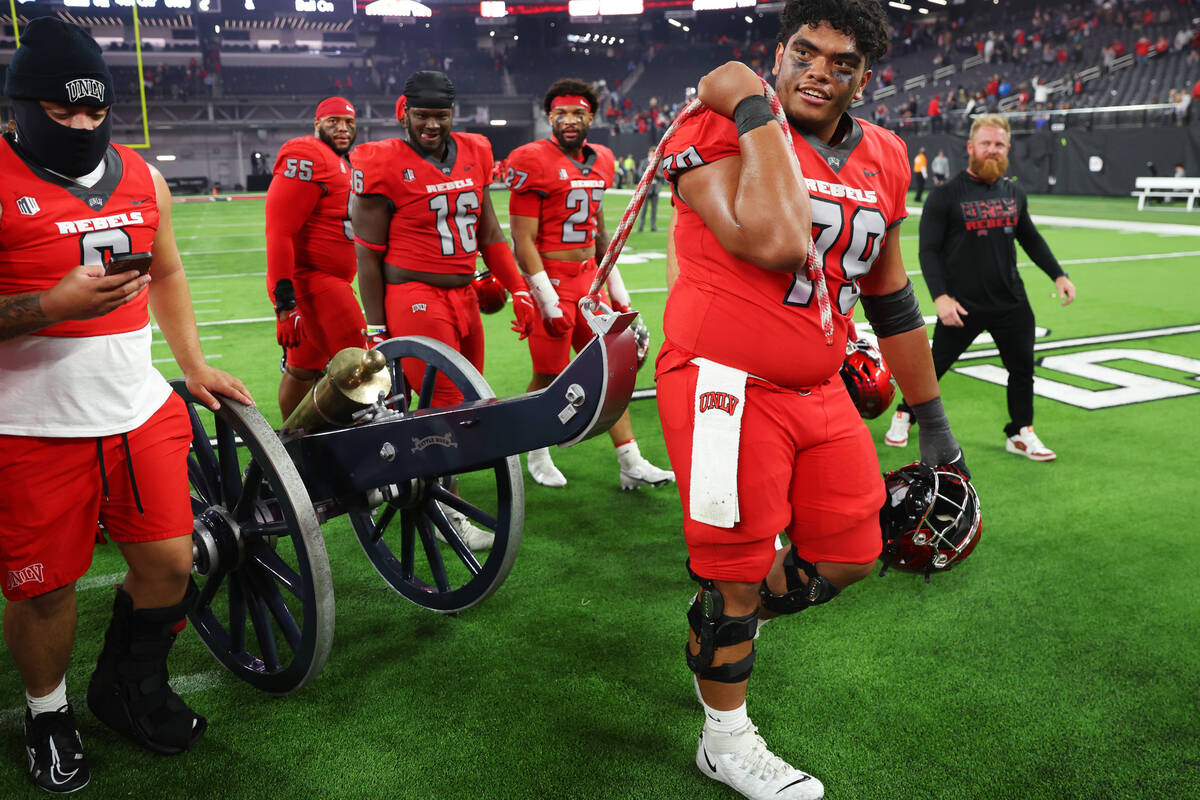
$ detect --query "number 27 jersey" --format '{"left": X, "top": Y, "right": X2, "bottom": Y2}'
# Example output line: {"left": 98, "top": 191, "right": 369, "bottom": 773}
{"left": 505, "top": 138, "right": 615, "bottom": 252}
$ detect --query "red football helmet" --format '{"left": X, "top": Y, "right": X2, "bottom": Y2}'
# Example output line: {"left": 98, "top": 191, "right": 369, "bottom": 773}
{"left": 473, "top": 270, "right": 507, "bottom": 314}
{"left": 879, "top": 462, "right": 982, "bottom": 581}
{"left": 840, "top": 335, "right": 895, "bottom": 419}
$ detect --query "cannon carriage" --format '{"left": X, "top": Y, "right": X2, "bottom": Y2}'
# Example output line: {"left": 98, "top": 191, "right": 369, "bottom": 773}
{"left": 174, "top": 310, "right": 639, "bottom": 694}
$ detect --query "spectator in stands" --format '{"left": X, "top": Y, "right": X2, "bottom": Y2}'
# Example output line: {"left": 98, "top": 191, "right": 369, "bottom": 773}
{"left": 1174, "top": 89, "right": 1191, "bottom": 126}
{"left": 1175, "top": 164, "right": 1186, "bottom": 179}
{"left": 622, "top": 153, "right": 636, "bottom": 188}
{"left": 913, "top": 146, "right": 929, "bottom": 202}
{"left": 928, "top": 93, "right": 942, "bottom": 132}
{"left": 636, "top": 146, "right": 663, "bottom": 233}
{"left": 873, "top": 102, "right": 889, "bottom": 127}
{"left": 932, "top": 149, "right": 950, "bottom": 186}
{"left": 1135, "top": 35, "right": 1152, "bottom": 63}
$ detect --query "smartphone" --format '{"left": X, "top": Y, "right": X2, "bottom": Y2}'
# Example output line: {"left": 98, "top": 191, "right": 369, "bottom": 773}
{"left": 106, "top": 252, "right": 153, "bottom": 277}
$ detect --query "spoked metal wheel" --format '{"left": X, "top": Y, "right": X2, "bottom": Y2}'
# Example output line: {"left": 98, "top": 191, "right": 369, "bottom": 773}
{"left": 171, "top": 380, "right": 334, "bottom": 695}
{"left": 349, "top": 337, "right": 524, "bottom": 614}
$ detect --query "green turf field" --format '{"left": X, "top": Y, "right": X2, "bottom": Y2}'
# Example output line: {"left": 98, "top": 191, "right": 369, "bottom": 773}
{"left": 2, "top": 189, "right": 1198, "bottom": 800}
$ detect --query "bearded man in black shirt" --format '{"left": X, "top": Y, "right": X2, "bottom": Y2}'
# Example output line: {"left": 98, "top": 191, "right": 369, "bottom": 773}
{"left": 884, "top": 114, "right": 1076, "bottom": 461}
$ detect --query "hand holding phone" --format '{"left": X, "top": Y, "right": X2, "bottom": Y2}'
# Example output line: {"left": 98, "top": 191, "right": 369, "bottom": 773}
{"left": 105, "top": 252, "right": 153, "bottom": 277}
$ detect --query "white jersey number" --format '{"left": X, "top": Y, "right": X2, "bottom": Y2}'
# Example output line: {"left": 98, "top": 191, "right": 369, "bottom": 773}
{"left": 784, "top": 197, "right": 886, "bottom": 315}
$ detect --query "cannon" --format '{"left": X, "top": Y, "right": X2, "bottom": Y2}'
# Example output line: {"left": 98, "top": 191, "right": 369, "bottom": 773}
{"left": 171, "top": 310, "right": 639, "bottom": 694}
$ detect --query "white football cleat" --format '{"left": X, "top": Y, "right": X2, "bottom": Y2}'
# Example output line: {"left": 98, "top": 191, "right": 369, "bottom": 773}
{"left": 527, "top": 447, "right": 567, "bottom": 488}
{"left": 696, "top": 726, "right": 824, "bottom": 800}
{"left": 436, "top": 504, "right": 494, "bottom": 551}
{"left": 1005, "top": 425, "right": 1056, "bottom": 462}
{"left": 884, "top": 410, "right": 912, "bottom": 448}
{"left": 619, "top": 457, "right": 675, "bottom": 491}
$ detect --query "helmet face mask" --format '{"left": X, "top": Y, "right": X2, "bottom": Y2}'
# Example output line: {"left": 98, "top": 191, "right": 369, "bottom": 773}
{"left": 840, "top": 336, "right": 895, "bottom": 419}
{"left": 879, "top": 463, "right": 982, "bottom": 581}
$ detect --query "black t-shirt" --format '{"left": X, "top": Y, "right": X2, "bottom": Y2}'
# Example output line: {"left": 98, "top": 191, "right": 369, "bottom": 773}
{"left": 918, "top": 171, "right": 1064, "bottom": 313}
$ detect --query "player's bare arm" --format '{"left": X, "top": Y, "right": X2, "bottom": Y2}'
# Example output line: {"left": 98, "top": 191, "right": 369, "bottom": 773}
{"left": 477, "top": 188, "right": 507, "bottom": 249}
{"left": 860, "top": 231, "right": 941, "bottom": 406}
{"left": 665, "top": 208, "right": 679, "bottom": 290}
{"left": 509, "top": 213, "right": 546, "bottom": 277}
{"left": 146, "top": 166, "right": 253, "bottom": 410}
{"left": 677, "top": 62, "right": 810, "bottom": 271}
{"left": 594, "top": 200, "right": 611, "bottom": 261}
{"left": 351, "top": 192, "right": 392, "bottom": 327}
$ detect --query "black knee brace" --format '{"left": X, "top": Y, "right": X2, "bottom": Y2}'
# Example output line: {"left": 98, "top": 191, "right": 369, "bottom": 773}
{"left": 759, "top": 546, "right": 841, "bottom": 615}
{"left": 685, "top": 568, "right": 759, "bottom": 684}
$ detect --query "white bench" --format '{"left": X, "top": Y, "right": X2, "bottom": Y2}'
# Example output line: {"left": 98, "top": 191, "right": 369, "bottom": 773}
{"left": 1131, "top": 177, "right": 1200, "bottom": 211}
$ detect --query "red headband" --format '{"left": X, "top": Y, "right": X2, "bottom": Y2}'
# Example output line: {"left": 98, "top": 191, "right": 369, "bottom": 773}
{"left": 550, "top": 94, "right": 592, "bottom": 113}
{"left": 315, "top": 96, "right": 355, "bottom": 121}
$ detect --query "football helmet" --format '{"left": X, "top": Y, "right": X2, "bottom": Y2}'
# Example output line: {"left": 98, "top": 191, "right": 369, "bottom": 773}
{"left": 879, "top": 462, "right": 981, "bottom": 581}
{"left": 631, "top": 317, "right": 651, "bottom": 369}
{"left": 473, "top": 270, "right": 507, "bottom": 314}
{"left": 840, "top": 335, "right": 895, "bottom": 419}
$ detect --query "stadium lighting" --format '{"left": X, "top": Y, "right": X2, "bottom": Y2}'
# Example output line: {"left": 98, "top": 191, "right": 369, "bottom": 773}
{"left": 888, "top": 1, "right": 911, "bottom": 8}
{"left": 918, "top": 6, "right": 928, "bottom": 12}
{"left": 480, "top": 1, "right": 506, "bottom": 17}
{"left": 155, "top": 154, "right": 177, "bottom": 162}
{"left": 927, "top": 0, "right": 946, "bottom": 4}
{"left": 744, "top": 15, "right": 753, "bottom": 23}
{"left": 568, "top": 0, "right": 642, "bottom": 16}
{"left": 692, "top": 0, "right": 754, "bottom": 10}
{"left": 668, "top": 17, "right": 682, "bottom": 26}
{"left": 490, "top": 119, "right": 507, "bottom": 126}
{"left": 363, "top": 0, "right": 432, "bottom": 17}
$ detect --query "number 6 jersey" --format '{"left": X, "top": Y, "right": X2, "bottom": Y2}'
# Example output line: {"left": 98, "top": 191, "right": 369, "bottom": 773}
{"left": 349, "top": 132, "right": 495, "bottom": 275}
{"left": 504, "top": 138, "right": 615, "bottom": 252}
{"left": 661, "top": 109, "right": 910, "bottom": 389}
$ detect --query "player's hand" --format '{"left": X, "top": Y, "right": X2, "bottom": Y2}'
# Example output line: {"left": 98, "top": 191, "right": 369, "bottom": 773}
{"left": 40, "top": 265, "right": 150, "bottom": 323}
{"left": 510, "top": 290, "right": 538, "bottom": 340}
{"left": 940, "top": 451, "right": 972, "bottom": 481}
{"left": 275, "top": 308, "right": 303, "bottom": 348}
{"left": 697, "top": 62, "right": 766, "bottom": 118}
{"left": 1055, "top": 275, "right": 1076, "bottom": 306}
{"left": 184, "top": 364, "right": 254, "bottom": 412}
{"left": 541, "top": 304, "right": 573, "bottom": 338}
{"left": 611, "top": 299, "right": 633, "bottom": 315}
{"left": 934, "top": 294, "right": 968, "bottom": 327}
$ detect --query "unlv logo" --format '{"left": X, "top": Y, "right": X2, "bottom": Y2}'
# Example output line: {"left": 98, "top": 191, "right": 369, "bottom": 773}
{"left": 697, "top": 391, "right": 739, "bottom": 416}
{"left": 6, "top": 563, "right": 44, "bottom": 592}
{"left": 65, "top": 78, "right": 106, "bottom": 104}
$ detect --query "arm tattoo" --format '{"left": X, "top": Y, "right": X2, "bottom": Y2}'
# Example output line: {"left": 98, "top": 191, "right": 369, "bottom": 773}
{"left": 0, "top": 293, "right": 50, "bottom": 341}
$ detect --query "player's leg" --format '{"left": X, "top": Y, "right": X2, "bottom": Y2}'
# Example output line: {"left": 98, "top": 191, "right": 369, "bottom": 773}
{"left": 659, "top": 364, "right": 824, "bottom": 800}
{"left": 523, "top": 276, "right": 578, "bottom": 487}
{"left": 87, "top": 395, "right": 207, "bottom": 755}
{"left": 384, "top": 282, "right": 469, "bottom": 407}
{"left": 278, "top": 362, "right": 321, "bottom": 422}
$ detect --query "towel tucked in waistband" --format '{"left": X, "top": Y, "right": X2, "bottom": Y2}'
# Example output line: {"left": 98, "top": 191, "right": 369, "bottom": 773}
{"left": 688, "top": 357, "right": 748, "bottom": 529}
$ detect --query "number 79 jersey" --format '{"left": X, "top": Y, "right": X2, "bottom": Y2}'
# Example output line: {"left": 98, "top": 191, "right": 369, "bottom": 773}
{"left": 661, "top": 109, "right": 910, "bottom": 388}
{"left": 349, "top": 132, "right": 495, "bottom": 275}
{"left": 504, "top": 138, "right": 615, "bottom": 252}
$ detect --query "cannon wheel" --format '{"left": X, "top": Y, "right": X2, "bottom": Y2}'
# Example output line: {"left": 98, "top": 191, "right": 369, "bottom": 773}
{"left": 171, "top": 380, "right": 334, "bottom": 695}
{"left": 349, "top": 337, "right": 524, "bottom": 614}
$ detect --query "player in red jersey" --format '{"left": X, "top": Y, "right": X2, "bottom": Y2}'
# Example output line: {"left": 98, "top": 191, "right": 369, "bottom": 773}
{"left": 350, "top": 71, "right": 536, "bottom": 551}
{"left": 506, "top": 77, "right": 675, "bottom": 491}
{"left": 265, "top": 96, "right": 366, "bottom": 419}
{"left": 0, "top": 19, "right": 252, "bottom": 793}
{"left": 658, "top": 3, "right": 971, "bottom": 798}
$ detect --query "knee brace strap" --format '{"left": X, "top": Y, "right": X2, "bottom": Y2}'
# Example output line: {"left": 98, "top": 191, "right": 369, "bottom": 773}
{"left": 759, "top": 546, "right": 841, "bottom": 615}
{"left": 685, "top": 575, "right": 759, "bottom": 684}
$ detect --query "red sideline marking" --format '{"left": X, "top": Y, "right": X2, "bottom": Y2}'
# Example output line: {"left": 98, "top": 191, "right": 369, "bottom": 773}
{"left": 173, "top": 194, "right": 268, "bottom": 203}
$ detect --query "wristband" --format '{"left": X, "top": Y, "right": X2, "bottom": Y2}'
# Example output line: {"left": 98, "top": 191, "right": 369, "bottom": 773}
{"left": 526, "top": 270, "right": 560, "bottom": 314}
{"left": 861, "top": 281, "right": 925, "bottom": 338}
{"left": 605, "top": 266, "right": 632, "bottom": 310}
{"left": 354, "top": 235, "right": 387, "bottom": 253}
{"left": 272, "top": 278, "right": 297, "bottom": 312}
{"left": 911, "top": 396, "right": 962, "bottom": 467}
{"left": 366, "top": 324, "right": 387, "bottom": 336}
{"left": 733, "top": 94, "right": 775, "bottom": 138}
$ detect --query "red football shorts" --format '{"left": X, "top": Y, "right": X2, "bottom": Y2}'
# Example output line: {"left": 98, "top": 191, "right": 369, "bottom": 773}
{"left": 657, "top": 361, "right": 884, "bottom": 583}
{"left": 0, "top": 393, "right": 194, "bottom": 601}
{"left": 526, "top": 257, "right": 606, "bottom": 375}
{"left": 384, "top": 281, "right": 484, "bottom": 407}
{"left": 286, "top": 269, "right": 368, "bottom": 372}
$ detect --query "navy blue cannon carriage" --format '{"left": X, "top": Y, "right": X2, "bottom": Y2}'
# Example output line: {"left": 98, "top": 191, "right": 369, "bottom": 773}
{"left": 171, "top": 311, "right": 639, "bottom": 694}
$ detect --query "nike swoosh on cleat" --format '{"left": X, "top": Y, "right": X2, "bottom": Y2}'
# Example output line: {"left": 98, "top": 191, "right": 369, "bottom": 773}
{"left": 702, "top": 748, "right": 718, "bottom": 773}
{"left": 49, "top": 762, "right": 79, "bottom": 786}
{"left": 776, "top": 776, "right": 811, "bottom": 793}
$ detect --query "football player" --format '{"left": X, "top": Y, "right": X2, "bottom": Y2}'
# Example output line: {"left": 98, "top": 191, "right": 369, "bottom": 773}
{"left": 506, "top": 78, "right": 675, "bottom": 491}
{"left": 350, "top": 70, "right": 535, "bottom": 551}
{"left": 265, "top": 96, "right": 367, "bottom": 419}
{"left": 656, "top": 2, "right": 970, "bottom": 798}
{"left": 0, "top": 19, "right": 252, "bottom": 792}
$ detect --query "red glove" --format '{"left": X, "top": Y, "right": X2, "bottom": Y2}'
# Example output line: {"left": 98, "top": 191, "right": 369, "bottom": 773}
{"left": 510, "top": 290, "right": 538, "bottom": 340}
{"left": 276, "top": 308, "right": 303, "bottom": 348}
{"left": 526, "top": 271, "right": 573, "bottom": 337}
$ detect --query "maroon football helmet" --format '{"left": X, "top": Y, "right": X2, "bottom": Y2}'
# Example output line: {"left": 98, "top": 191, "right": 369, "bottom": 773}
{"left": 473, "top": 270, "right": 507, "bottom": 314}
{"left": 879, "top": 462, "right": 981, "bottom": 581}
{"left": 840, "top": 336, "right": 895, "bottom": 419}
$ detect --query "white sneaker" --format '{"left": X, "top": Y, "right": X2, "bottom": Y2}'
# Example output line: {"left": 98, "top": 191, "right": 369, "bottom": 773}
{"left": 884, "top": 410, "right": 912, "bottom": 448}
{"left": 1005, "top": 425, "right": 1056, "bottom": 462}
{"left": 436, "top": 504, "right": 494, "bottom": 551}
{"left": 528, "top": 447, "right": 567, "bottom": 488}
{"left": 619, "top": 457, "right": 675, "bottom": 491}
{"left": 696, "top": 726, "right": 824, "bottom": 800}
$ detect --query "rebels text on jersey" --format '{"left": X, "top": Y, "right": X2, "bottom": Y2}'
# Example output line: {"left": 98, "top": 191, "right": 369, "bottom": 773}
{"left": 0, "top": 138, "right": 158, "bottom": 338}
{"left": 350, "top": 132, "right": 495, "bottom": 276}
{"left": 266, "top": 136, "right": 355, "bottom": 282}
{"left": 661, "top": 109, "right": 910, "bottom": 388}
{"left": 505, "top": 138, "right": 615, "bottom": 252}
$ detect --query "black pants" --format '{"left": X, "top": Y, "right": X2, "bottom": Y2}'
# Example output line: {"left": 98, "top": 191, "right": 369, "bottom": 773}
{"left": 637, "top": 186, "right": 660, "bottom": 231}
{"left": 913, "top": 173, "right": 926, "bottom": 202}
{"left": 898, "top": 302, "right": 1036, "bottom": 437}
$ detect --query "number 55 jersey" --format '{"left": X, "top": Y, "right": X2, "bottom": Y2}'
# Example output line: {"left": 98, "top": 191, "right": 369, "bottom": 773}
{"left": 660, "top": 109, "right": 910, "bottom": 388}
{"left": 349, "top": 132, "right": 495, "bottom": 275}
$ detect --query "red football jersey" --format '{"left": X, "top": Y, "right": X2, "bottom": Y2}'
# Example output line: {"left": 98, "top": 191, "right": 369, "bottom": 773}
{"left": 350, "top": 132, "right": 494, "bottom": 276}
{"left": 266, "top": 136, "right": 355, "bottom": 284}
{"left": 0, "top": 138, "right": 158, "bottom": 338}
{"left": 505, "top": 138, "right": 615, "bottom": 252}
{"left": 660, "top": 109, "right": 909, "bottom": 388}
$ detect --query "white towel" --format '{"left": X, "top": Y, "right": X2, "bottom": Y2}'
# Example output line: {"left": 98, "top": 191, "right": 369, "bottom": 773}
{"left": 689, "top": 358, "right": 748, "bottom": 528}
